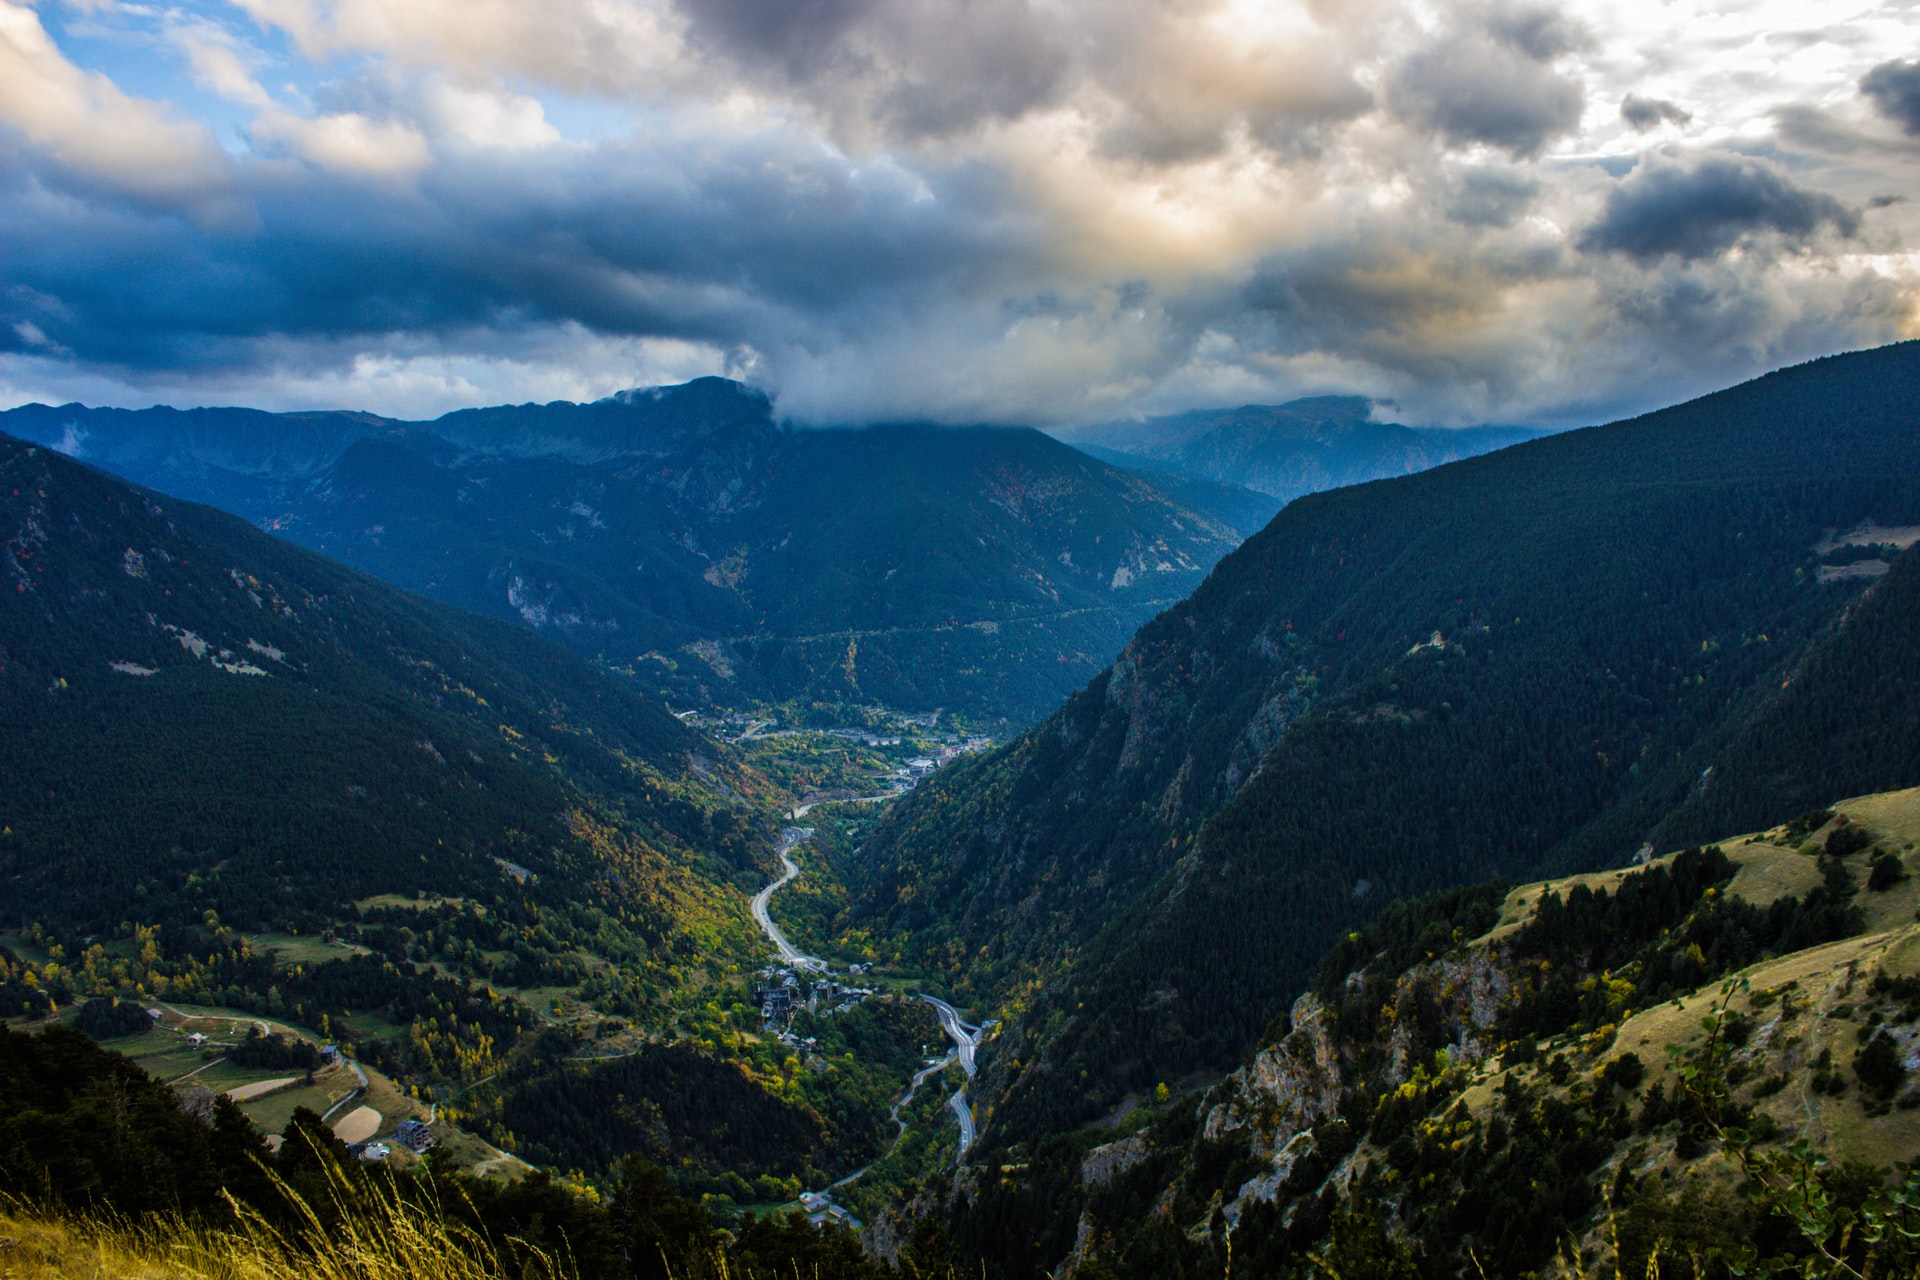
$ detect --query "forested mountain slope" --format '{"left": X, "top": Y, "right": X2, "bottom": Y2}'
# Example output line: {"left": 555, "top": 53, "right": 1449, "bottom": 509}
{"left": 916, "top": 790, "right": 1920, "bottom": 1280}
{"left": 844, "top": 342, "right": 1920, "bottom": 1143}
{"left": 0, "top": 432, "right": 765, "bottom": 951}
{"left": 3, "top": 382, "right": 1242, "bottom": 724}
{"left": 1053, "top": 396, "right": 1541, "bottom": 505}
{"left": 1052, "top": 446, "right": 1286, "bottom": 536}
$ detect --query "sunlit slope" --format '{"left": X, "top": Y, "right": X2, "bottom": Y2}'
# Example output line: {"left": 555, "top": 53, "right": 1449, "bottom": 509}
{"left": 941, "top": 789, "right": 1920, "bottom": 1280}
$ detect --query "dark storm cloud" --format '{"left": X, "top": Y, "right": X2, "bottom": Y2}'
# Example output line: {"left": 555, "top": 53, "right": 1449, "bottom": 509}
{"left": 1621, "top": 94, "right": 1691, "bottom": 132}
{"left": 2, "top": 0, "right": 1916, "bottom": 428}
{"left": 674, "top": 0, "right": 877, "bottom": 79}
{"left": 1580, "top": 153, "right": 1861, "bottom": 263}
{"left": 0, "top": 129, "right": 1034, "bottom": 380}
{"left": 1388, "top": 27, "right": 1583, "bottom": 157}
{"left": 670, "top": 0, "right": 1069, "bottom": 139}
{"left": 1862, "top": 59, "right": 1920, "bottom": 136}
{"left": 1483, "top": 3, "right": 1586, "bottom": 61}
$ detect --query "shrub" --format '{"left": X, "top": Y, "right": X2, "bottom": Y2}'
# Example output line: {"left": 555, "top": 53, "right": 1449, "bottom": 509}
{"left": 1856, "top": 1031, "right": 1906, "bottom": 1099}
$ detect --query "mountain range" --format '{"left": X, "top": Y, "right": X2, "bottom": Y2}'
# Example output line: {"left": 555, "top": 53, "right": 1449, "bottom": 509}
{"left": 6, "top": 344, "right": 1920, "bottom": 1280}
{"left": 1053, "top": 396, "right": 1542, "bottom": 505}
{"left": 0, "top": 431, "right": 973, "bottom": 1198}
{"left": 914, "top": 786, "right": 1920, "bottom": 1279}
{"left": 0, "top": 431, "right": 762, "bottom": 944}
{"left": 2, "top": 382, "right": 1255, "bottom": 726}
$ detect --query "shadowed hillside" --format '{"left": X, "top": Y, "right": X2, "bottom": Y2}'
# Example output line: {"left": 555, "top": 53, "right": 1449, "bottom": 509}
{"left": 843, "top": 341, "right": 1920, "bottom": 1146}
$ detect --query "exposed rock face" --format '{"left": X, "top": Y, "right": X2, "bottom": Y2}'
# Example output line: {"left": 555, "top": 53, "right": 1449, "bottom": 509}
{"left": 1200, "top": 948, "right": 1517, "bottom": 1229}
{"left": 1080, "top": 1135, "right": 1149, "bottom": 1189}
{"left": 1204, "top": 992, "right": 1344, "bottom": 1151}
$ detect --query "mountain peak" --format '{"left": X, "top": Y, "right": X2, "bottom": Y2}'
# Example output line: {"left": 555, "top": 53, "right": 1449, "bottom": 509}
{"left": 603, "top": 375, "right": 771, "bottom": 409}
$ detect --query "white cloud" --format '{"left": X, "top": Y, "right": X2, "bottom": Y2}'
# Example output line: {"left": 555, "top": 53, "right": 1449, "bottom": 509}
{"left": 423, "top": 82, "right": 563, "bottom": 149}
{"left": 0, "top": 1, "right": 242, "bottom": 221}
{"left": 172, "top": 21, "right": 273, "bottom": 109}
{"left": 251, "top": 107, "right": 434, "bottom": 176}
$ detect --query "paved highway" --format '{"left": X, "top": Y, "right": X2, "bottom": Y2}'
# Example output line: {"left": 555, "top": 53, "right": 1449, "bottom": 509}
{"left": 949, "top": 1089, "right": 976, "bottom": 1157}
{"left": 920, "top": 994, "right": 994, "bottom": 1163}
{"left": 752, "top": 852, "right": 996, "bottom": 1185}
{"left": 919, "top": 994, "right": 988, "bottom": 1076}
{"left": 748, "top": 827, "right": 828, "bottom": 972}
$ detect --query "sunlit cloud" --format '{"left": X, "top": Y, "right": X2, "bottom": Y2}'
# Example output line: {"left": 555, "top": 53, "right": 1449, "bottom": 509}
{"left": 0, "top": 0, "right": 1916, "bottom": 426}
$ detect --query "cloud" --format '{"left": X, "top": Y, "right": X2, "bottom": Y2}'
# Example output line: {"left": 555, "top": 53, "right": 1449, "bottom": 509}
{"left": 1483, "top": 3, "right": 1587, "bottom": 61}
{"left": 1580, "top": 153, "right": 1861, "bottom": 263}
{"left": 1862, "top": 59, "right": 1920, "bottom": 136}
{"left": 226, "top": 0, "right": 690, "bottom": 97}
{"left": 173, "top": 24, "right": 273, "bottom": 109}
{"left": 675, "top": 0, "right": 877, "bottom": 81}
{"left": 0, "top": 0, "right": 1917, "bottom": 433}
{"left": 251, "top": 109, "right": 434, "bottom": 176}
{"left": 1388, "top": 28, "right": 1584, "bottom": 158}
{"left": 1620, "top": 94, "right": 1691, "bottom": 132}
{"left": 1446, "top": 167, "right": 1539, "bottom": 227}
{"left": 0, "top": 1, "right": 242, "bottom": 223}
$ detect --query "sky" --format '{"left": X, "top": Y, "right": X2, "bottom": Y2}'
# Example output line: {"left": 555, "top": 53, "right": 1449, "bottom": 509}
{"left": 1, "top": 0, "right": 1918, "bottom": 427}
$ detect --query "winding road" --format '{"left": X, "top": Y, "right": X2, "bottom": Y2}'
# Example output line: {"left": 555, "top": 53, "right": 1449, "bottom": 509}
{"left": 749, "top": 827, "right": 828, "bottom": 972}
{"left": 746, "top": 830, "right": 995, "bottom": 1202}
{"left": 919, "top": 995, "right": 988, "bottom": 1077}
{"left": 949, "top": 1090, "right": 976, "bottom": 1156}
{"left": 919, "top": 995, "right": 992, "bottom": 1159}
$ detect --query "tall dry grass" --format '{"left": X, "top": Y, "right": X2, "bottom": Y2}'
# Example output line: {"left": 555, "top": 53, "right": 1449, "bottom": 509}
{"left": 0, "top": 1153, "right": 573, "bottom": 1280}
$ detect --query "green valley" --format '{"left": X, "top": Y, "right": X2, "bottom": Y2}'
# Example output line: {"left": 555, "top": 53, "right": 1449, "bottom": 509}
{"left": 0, "top": 434, "right": 972, "bottom": 1209}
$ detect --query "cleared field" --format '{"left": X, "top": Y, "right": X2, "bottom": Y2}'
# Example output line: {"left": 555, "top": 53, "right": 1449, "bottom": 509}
{"left": 243, "top": 1076, "right": 353, "bottom": 1136}
{"left": 227, "top": 1077, "right": 299, "bottom": 1102}
{"left": 358, "top": 1066, "right": 426, "bottom": 1133}
{"left": 104, "top": 1034, "right": 222, "bottom": 1082}
{"left": 1722, "top": 840, "right": 1826, "bottom": 906}
{"left": 246, "top": 932, "right": 370, "bottom": 965}
{"left": 331, "top": 1106, "right": 382, "bottom": 1144}
{"left": 430, "top": 1125, "right": 530, "bottom": 1182}
{"left": 1482, "top": 792, "right": 1920, "bottom": 947}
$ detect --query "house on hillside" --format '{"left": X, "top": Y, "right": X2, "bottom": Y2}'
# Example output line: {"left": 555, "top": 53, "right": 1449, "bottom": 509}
{"left": 394, "top": 1119, "right": 434, "bottom": 1153}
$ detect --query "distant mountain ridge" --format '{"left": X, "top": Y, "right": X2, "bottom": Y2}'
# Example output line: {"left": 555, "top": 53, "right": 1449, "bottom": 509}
{"left": 1054, "top": 395, "right": 1543, "bottom": 504}
{"left": 0, "top": 433, "right": 969, "bottom": 1193}
{"left": 2, "top": 381, "right": 1243, "bottom": 724}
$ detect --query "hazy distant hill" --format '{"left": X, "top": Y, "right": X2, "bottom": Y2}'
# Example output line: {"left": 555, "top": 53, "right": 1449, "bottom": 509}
{"left": 1055, "top": 396, "right": 1542, "bottom": 504}
{"left": 845, "top": 342, "right": 1920, "bottom": 1147}
{"left": 1061, "top": 444, "right": 1286, "bottom": 534}
{"left": 2, "top": 383, "right": 1242, "bottom": 724}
